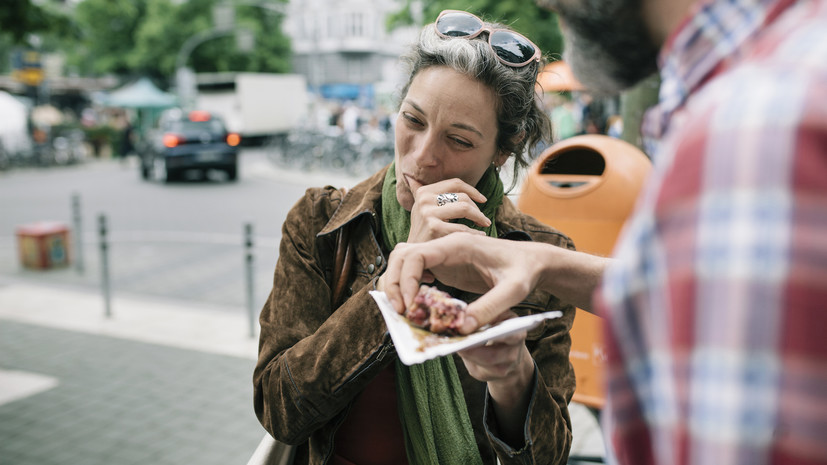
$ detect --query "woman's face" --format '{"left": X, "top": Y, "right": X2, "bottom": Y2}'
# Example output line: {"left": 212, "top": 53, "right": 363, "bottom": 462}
{"left": 394, "top": 66, "right": 505, "bottom": 211}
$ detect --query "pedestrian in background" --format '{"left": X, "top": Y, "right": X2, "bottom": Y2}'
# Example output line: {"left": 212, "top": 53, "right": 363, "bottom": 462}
{"left": 254, "top": 10, "right": 577, "bottom": 465}
{"left": 383, "top": 0, "right": 827, "bottom": 464}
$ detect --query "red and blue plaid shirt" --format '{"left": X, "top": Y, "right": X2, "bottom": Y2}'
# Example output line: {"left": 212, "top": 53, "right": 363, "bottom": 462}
{"left": 597, "top": 0, "right": 827, "bottom": 463}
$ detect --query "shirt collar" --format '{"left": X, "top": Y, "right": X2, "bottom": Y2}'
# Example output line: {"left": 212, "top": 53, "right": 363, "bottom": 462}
{"left": 642, "top": 0, "right": 791, "bottom": 150}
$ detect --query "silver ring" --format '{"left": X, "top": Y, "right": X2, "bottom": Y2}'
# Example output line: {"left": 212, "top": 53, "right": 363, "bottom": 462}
{"left": 436, "top": 193, "right": 459, "bottom": 207}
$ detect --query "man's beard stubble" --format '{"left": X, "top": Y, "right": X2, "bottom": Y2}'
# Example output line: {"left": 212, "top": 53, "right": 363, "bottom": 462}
{"left": 544, "top": 0, "right": 660, "bottom": 95}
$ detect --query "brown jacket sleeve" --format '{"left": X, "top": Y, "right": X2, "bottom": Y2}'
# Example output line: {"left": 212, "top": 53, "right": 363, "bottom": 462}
{"left": 253, "top": 187, "right": 391, "bottom": 445}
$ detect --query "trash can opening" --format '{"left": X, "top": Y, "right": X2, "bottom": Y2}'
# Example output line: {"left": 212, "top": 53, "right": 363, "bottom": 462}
{"left": 540, "top": 148, "right": 605, "bottom": 176}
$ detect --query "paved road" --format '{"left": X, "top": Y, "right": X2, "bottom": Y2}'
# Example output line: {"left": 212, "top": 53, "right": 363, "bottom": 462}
{"left": 0, "top": 150, "right": 361, "bottom": 312}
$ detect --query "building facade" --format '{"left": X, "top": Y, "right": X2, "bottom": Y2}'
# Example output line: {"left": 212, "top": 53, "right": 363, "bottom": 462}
{"left": 283, "top": 0, "right": 419, "bottom": 103}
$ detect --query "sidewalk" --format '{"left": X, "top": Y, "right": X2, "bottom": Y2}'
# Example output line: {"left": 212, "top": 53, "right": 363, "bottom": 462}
{"left": 0, "top": 279, "right": 264, "bottom": 465}
{"left": 0, "top": 277, "right": 605, "bottom": 465}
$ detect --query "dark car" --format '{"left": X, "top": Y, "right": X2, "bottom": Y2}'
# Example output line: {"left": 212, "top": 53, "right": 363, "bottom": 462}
{"left": 140, "top": 109, "right": 241, "bottom": 182}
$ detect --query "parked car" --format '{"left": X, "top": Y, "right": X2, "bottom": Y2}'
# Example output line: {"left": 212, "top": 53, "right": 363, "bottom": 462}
{"left": 140, "top": 109, "right": 241, "bottom": 182}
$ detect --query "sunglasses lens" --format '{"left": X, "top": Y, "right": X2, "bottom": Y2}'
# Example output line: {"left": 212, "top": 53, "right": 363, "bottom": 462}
{"left": 490, "top": 30, "right": 536, "bottom": 65}
{"left": 436, "top": 12, "right": 483, "bottom": 37}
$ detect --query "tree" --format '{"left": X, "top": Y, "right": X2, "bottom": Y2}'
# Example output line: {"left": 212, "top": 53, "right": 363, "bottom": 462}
{"left": 65, "top": 0, "right": 291, "bottom": 83}
{"left": 130, "top": 0, "right": 291, "bottom": 79}
{"left": 68, "top": 0, "right": 148, "bottom": 76}
{"left": 0, "top": 0, "right": 76, "bottom": 74}
{"left": 0, "top": 0, "right": 74, "bottom": 45}
{"left": 182, "top": 0, "right": 292, "bottom": 75}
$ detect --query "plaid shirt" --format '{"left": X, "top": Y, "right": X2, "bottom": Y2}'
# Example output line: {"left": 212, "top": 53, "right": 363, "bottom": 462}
{"left": 597, "top": 0, "right": 827, "bottom": 464}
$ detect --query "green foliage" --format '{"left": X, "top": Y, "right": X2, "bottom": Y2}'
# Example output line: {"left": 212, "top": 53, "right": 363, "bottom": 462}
{"left": 69, "top": 0, "right": 148, "bottom": 76}
{"left": 176, "top": 0, "right": 292, "bottom": 75}
{"left": 30, "top": 0, "right": 291, "bottom": 83}
{"left": 0, "top": 0, "right": 74, "bottom": 45}
{"left": 389, "top": 0, "right": 564, "bottom": 61}
{"left": 0, "top": 0, "right": 76, "bottom": 74}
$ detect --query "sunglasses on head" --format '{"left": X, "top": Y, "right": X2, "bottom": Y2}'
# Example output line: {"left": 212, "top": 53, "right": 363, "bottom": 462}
{"left": 435, "top": 10, "right": 541, "bottom": 68}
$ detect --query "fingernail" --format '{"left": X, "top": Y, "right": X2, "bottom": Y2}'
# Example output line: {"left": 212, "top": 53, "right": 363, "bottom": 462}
{"left": 461, "top": 316, "right": 478, "bottom": 334}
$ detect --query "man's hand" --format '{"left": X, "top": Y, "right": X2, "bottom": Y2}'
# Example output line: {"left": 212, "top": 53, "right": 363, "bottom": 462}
{"left": 380, "top": 233, "right": 544, "bottom": 333}
{"left": 378, "top": 232, "right": 611, "bottom": 332}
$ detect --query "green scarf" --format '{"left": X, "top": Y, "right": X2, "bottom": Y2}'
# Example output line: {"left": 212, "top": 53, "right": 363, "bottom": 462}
{"left": 380, "top": 162, "right": 503, "bottom": 465}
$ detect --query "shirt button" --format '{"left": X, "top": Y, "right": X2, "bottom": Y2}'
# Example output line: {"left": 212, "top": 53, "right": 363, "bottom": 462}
{"left": 375, "top": 256, "right": 383, "bottom": 267}
{"left": 367, "top": 264, "right": 376, "bottom": 274}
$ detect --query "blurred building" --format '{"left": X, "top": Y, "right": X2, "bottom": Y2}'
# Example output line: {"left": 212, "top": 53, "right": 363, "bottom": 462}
{"left": 283, "top": 0, "right": 419, "bottom": 105}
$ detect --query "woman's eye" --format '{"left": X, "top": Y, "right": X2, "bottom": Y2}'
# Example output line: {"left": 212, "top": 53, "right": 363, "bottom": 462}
{"left": 403, "top": 113, "right": 423, "bottom": 126}
{"left": 451, "top": 137, "right": 473, "bottom": 148}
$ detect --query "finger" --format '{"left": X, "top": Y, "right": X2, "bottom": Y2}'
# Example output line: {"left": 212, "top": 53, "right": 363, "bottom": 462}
{"left": 419, "top": 178, "right": 487, "bottom": 204}
{"left": 399, "top": 250, "right": 429, "bottom": 309}
{"left": 461, "top": 330, "right": 525, "bottom": 357}
{"left": 382, "top": 246, "right": 405, "bottom": 313}
{"left": 437, "top": 201, "right": 492, "bottom": 228}
{"left": 488, "top": 310, "right": 519, "bottom": 325}
{"left": 431, "top": 221, "right": 487, "bottom": 238}
{"left": 457, "top": 347, "right": 522, "bottom": 379}
{"left": 486, "top": 330, "right": 527, "bottom": 347}
{"left": 460, "top": 281, "right": 530, "bottom": 334}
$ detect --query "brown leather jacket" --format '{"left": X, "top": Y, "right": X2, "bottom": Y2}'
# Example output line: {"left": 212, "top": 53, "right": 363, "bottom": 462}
{"left": 254, "top": 167, "right": 576, "bottom": 465}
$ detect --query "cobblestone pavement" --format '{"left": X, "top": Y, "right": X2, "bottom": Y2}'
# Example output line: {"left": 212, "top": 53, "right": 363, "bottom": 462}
{"left": 0, "top": 320, "right": 263, "bottom": 465}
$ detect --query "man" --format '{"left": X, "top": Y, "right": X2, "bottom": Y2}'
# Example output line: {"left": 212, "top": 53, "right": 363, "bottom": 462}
{"left": 379, "top": 0, "right": 827, "bottom": 463}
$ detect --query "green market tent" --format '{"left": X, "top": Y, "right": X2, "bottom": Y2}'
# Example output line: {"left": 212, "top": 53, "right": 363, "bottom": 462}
{"left": 104, "top": 77, "right": 177, "bottom": 109}
{"left": 103, "top": 78, "right": 178, "bottom": 144}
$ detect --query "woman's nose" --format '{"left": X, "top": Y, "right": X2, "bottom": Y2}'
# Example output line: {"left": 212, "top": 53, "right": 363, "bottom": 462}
{"left": 410, "top": 132, "right": 441, "bottom": 166}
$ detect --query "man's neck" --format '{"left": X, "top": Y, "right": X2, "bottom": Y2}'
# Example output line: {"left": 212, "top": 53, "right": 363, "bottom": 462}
{"left": 643, "top": 0, "right": 698, "bottom": 45}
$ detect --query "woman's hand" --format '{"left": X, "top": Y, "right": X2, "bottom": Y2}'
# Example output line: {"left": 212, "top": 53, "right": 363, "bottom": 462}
{"left": 407, "top": 178, "right": 490, "bottom": 244}
{"left": 458, "top": 315, "right": 532, "bottom": 388}
{"left": 458, "top": 311, "right": 535, "bottom": 446}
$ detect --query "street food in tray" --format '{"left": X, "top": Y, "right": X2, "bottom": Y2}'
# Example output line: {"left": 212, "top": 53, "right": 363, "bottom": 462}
{"left": 369, "top": 287, "right": 563, "bottom": 365}
{"left": 404, "top": 285, "right": 468, "bottom": 335}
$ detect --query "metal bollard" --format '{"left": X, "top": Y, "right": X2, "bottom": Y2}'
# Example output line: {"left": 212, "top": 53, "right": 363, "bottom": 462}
{"left": 72, "top": 193, "right": 84, "bottom": 274}
{"left": 98, "top": 214, "right": 112, "bottom": 318}
{"left": 244, "top": 223, "right": 256, "bottom": 338}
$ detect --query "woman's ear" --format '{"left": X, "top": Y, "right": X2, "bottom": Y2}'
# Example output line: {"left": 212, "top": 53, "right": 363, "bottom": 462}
{"left": 495, "top": 130, "right": 525, "bottom": 168}
{"left": 494, "top": 150, "right": 510, "bottom": 169}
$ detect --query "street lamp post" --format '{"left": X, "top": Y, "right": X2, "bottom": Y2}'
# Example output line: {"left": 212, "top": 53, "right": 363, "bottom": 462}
{"left": 175, "top": 29, "right": 235, "bottom": 110}
{"left": 174, "top": 1, "right": 288, "bottom": 110}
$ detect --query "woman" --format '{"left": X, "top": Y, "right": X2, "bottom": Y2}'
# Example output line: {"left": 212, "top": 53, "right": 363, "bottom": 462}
{"left": 254, "top": 10, "right": 576, "bottom": 465}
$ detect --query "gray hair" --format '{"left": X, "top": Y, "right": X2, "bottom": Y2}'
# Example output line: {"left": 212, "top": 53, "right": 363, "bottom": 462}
{"left": 398, "top": 20, "right": 552, "bottom": 180}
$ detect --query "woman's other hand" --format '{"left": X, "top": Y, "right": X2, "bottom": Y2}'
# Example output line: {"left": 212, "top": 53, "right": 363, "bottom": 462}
{"left": 458, "top": 311, "right": 535, "bottom": 446}
{"left": 407, "top": 178, "right": 490, "bottom": 244}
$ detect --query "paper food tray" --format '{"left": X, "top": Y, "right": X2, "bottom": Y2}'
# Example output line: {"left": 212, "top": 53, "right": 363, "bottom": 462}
{"left": 369, "top": 290, "right": 562, "bottom": 365}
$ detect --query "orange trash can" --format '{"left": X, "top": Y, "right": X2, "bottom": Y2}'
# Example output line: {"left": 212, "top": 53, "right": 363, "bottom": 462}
{"left": 518, "top": 135, "right": 651, "bottom": 409}
{"left": 16, "top": 221, "right": 71, "bottom": 270}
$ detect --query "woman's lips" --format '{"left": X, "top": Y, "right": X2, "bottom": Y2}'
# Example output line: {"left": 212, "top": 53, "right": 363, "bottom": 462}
{"left": 404, "top": 174, "right": 425, "bottom": 193}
